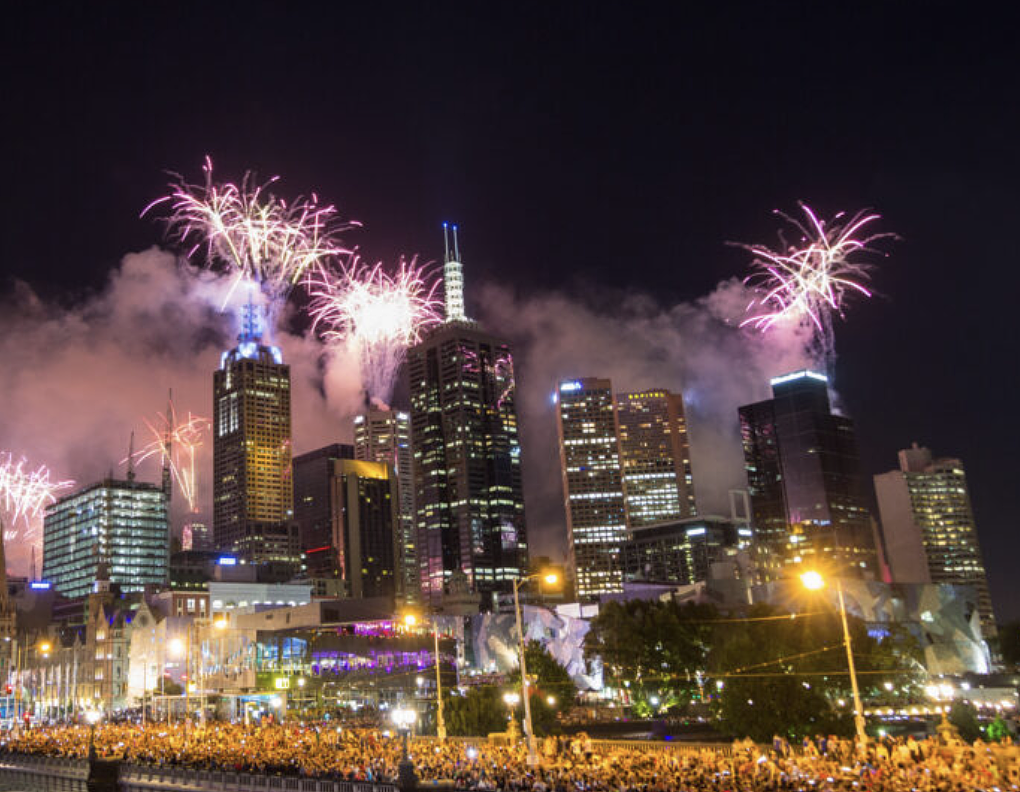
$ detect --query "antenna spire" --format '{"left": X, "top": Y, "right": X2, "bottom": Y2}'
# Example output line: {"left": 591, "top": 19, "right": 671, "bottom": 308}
{"left": 127, "top": 431, "right": 136, "bottom": 482}
{"left": 442, "top": 222, "right": 467, "bottom": 323}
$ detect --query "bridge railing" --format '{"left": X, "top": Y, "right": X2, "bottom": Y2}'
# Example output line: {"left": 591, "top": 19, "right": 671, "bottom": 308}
{"left": 119, "top": 763, "right": 398, "bottom": 792}
{"left": 0, "top": 753, "right": 89, "bottom": 792}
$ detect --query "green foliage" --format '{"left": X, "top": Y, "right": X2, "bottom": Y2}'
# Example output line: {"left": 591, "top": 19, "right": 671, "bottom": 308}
{"left": 987, "top": 716, "right": 1012, "bottom": 741}
{"left": 443, "top": 686, "right": 507, "bottom": 737}
{"left": 949, "top": 701, "right": 982, "bottom": 742}
{"left": 510, "top": 641, "right": 575, "bottom": 735}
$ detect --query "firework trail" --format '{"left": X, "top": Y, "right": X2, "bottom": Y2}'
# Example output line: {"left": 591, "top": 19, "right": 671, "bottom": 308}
{"left": 733, "top": 202, "right": 895, "bottom": 369}
{"left": 0, "top": 452, "right": 75, "bottom": 544}
{"left": 463, "top": 348, "right": 516, "bottom": 408}
{"left": 307, "top": 255, "right": 443, "bottom": 407}
{"left": 145, "top": 156, "right": 355, "bottom": 321}
{"left": 126, "top": 406, "right": 211, "bottom": 512}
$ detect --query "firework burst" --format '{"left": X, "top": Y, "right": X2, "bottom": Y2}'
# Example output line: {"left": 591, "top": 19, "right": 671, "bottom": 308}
{"left": 307, "top": 255, "right": 443, "bottom": 407}
{"left": 734, "top": 202, "right": 895, "bottom": 368}
{"left": 145, "top": 156, "right": 355, "bottom": 313}
{"left": 126, "top": 405, "right": 211, "bottom": 513}
{"left": 463, "top": 348, "right": 516, "bottom": 408}
{"left": 0, "top": 452, "right": 75, "bottom": 544}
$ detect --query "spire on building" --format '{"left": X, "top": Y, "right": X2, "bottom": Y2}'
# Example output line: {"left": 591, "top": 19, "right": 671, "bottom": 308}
{"left": 442, "top": 222, "right": 467, "bottom": 323}
{"left": 127, "top": 431, "right": 136, "bottom": 482}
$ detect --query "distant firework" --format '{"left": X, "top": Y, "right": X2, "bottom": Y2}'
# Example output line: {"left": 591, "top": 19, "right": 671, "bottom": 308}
{"left": 735, "top": 203, "right": 895, "bottom": 368}
{"left": 0, "top": 452, "right": 74, "bottom": 544}
{"left": 145, "top": 156, "right": 354, "bottom": 313}
{"left": 127, "top": 405, "right": 210, "bottom": 513}
{"left": 463, "top": 348, "right": 516, "bottom": 408}
{"left": 307, "top": 255, "right": 443, "bottom": 407}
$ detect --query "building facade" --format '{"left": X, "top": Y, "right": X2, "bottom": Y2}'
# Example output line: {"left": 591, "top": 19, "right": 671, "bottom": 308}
{"left": 293, "top": 444, "right": 354, "bottom": 579}
{"left": 616, "top": 389, "right": 697, "bottom": 528}
{"left": 354, "top": 409, "right": 416, "bottom": 600}
{"left": 555, "top": 378, "right": 627, "bottom": 599}
{"left": 738, "top": 370, "right": 875, "bottom": 579}
{"left": 874, "top": 443, "right": 995, "bottom": 637}
{"left": 212, "top": 303, "right": 298, "bottom": 568}
{"left": 333, "top": 460, "right": 400, "bottom": 599}
{"left": 621, "top": 516, "right": 754, "bottom": 586}
{"left": 407, "top": 228, "right": 528, "bottom": 607}
{"left": 42, "top": 477, "right": 169, "bottom": 600}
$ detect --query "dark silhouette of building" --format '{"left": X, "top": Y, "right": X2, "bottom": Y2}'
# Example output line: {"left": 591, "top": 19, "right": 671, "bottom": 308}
{"left": 212, "top": 301, "right": 299, "bottom": 569}
{"left": 293, "top": 443, "right": 354, "bottom": 580}
{"left": 407, "top": 225, "right": 527, "bottom": 608}
{"left": 739, "top": 370, "right": 875, "bottom": 579}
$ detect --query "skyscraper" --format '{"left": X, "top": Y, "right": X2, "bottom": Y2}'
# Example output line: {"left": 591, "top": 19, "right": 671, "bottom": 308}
{"left": 42, "top": 477, "right": 169, "bottom": 599}
{"left": 555, "top": 378, "right": 627, "bottom": 599}
{"left": 874, "top": 444, "right": 995, "bottom": 637}
{"left": 407, "top": 225, "right": 528, "bottom": 607}
{"left": 334, "top": 459, "right": 400, "bottom": 599}
{"left": 354, "top": 408, "right": 416, "bottom": 600}
{"left": 738, "top": 370, "right": 875, "bottom": 579}
{"left": 616, "top": 389, "right": 697, "bottom": 528}
{"left": 212, "top": 302, "right": 299, "bottom": 568}
{"left": 293, "top": 443, "right": 354, "bottom": 579}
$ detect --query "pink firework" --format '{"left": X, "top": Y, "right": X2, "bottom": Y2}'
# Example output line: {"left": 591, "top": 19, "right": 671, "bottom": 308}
{"left": 307, "top": 255, "right": 443, "bottom": 406}
{"left": 462, "top": 347, "right": 516, "bottom": 408}
{"left": 126, "top": 405, "right": 210, "bottom": 512}
{"left": 0, "top": 452, "right": 75, "bottom": 543}
{"left": 735, "top": 203, "right": 895, "bottom": 367}
{"left": 145, "top": 156, "right": 355, "bottom": 310}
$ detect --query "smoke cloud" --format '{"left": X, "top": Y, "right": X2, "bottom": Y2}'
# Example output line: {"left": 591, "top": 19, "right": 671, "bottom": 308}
{"left": 473, "top": 279, "right": 816, "bottom": 559}
{"left": 1, "top": 247, "right": 816, "bottom": 574}
{"left": 0, "top": 248, "right": 364, "bottom": 571}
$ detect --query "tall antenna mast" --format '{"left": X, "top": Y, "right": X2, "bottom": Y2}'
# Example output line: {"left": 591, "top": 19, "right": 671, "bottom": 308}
{"left": 127, "top": 431, "right": 136, "bottom": 482}
{"left": 442, "top": 221, "right": 467, "bottom": 323}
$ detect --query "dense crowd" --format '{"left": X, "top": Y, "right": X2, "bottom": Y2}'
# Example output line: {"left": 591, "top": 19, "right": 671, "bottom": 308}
{"left": 2, "top": 722, "right": 1019, "bottom": 792}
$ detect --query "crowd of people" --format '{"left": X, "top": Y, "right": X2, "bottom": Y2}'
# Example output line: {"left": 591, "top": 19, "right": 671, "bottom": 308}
{"left": 2, "top": 721, "right": 1019, "bottom": 791}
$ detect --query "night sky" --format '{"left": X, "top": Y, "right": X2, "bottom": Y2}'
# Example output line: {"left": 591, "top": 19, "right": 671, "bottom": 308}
{"left": 2, "top": 4, "right": 1018, "bottom": 621}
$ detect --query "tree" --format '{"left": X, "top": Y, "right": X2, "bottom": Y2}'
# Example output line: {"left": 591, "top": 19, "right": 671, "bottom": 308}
{"left": 443, "top": 686, "right": 507, "bottom": 737}
{"left": 987, "top": 716, "right": 1012, "bottom": 741}
{"left": 510, "top": 641, "right": 575, "bottom": 735}
{"left": 949, "top": 701, "right": 981, "bottom": 742}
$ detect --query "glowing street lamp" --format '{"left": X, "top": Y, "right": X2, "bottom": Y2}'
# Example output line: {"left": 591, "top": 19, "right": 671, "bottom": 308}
{"left": 402, "top": 611, "right": 446, "bottom": 740}
{"left": 512, "top": 570, "right": 561, "bottom": 767}
{"left": 391, "top": 707, "right": 418, "bottom": 788}
{"left": 800, "top": 570, "right": 866, "bottom": 744}
{"left": 85, "top": 709, "right": 102, "bottom": 761}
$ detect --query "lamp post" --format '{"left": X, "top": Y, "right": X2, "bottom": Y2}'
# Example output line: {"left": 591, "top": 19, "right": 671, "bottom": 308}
{"left": 801, "top": 570, "right": 866, "bottom": 744}
{"left": 85, "top": 708, "right": 102, "bottom": 762}
{"left": 512, "top": 571, "right": 560, "bottom": 768}
{"left": 391, "top": 707, "right": 418, "bottom": 791}
{"left": 403, "top": 612, "right": 447, "bottom": 740}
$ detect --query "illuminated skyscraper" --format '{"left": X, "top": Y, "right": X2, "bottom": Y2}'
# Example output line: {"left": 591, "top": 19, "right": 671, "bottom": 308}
{"left": 738, "top": 370, "right": 875, "bottom": 579}
{"left": 875, "top": 444, "right": 995, "bottom": 637}
{"left": 616, "top": 389, "right": 696, "bottom": 528}
{"left": 354, "top": 408, "right": 416, "bottom": 600}
{"left": 555, "top": 378, "right": 627, "bottom": 599}
{"left": 212, "top": 302, "right": 299, "bottom": 568}
{"left": 42, "top": 477, "right": 169, "bottom": 599}
{"left": 407, "top": 225, "right": 528, "bottom": 607}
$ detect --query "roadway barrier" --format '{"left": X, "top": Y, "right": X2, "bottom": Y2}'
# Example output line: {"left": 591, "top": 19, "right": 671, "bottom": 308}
{"left": 0, "top": 753, "right": 89, "bottom": 792}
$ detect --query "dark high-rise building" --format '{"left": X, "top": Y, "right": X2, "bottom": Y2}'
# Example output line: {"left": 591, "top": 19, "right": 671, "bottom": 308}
{"left": 407, "top": 225, "right": 528, "bottom": 607}
{"left": 42, "top": 477, "right": 169, "bottom": 599}
{"left": 555, "top": 377, "right": 627, "bottom": 599}
{"left": 739, "top": 370, "right": 875, "bottom": 579}
{"left": 212, "top": 302, "right": 299, "bottom": 568}
{"left": 621, "top": 516, "right": 754, "bottom": 585}
{"left": 293, "top": 443, "right": 354, "bottom": 578}
{"left": 875, "top": 444, "right": 995, "bottom": 637}
{"left": 616, "top": 389, "right": 697, "bottom": 527}
{"left": 335, "top": 460, "right": 399, "bottom": 599}
{"left": 354, "top": 409, "right": 416, "bottom": 600}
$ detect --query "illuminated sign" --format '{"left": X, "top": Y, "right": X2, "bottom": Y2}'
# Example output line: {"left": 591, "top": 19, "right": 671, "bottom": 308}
{"left": 217, "top": 556, "right": 237, "bottom": 566}
{"left": 29, "top": 582, "right": 51, "bottom": 590}
{"left": 685, "top": 527, "right": 706, "bottom": 537}
{"left": 769, "top": 370, "right": 828, "bottom": 387}
{"left": 559, "top": 381, "right": 582, "bottom": 392}
{"left": 274, "top": 677, "right": 291, "bottom": 689}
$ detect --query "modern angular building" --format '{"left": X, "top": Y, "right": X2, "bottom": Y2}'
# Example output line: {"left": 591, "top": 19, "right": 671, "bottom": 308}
{"left": 555, "top": 378, "right": 628, "bottom": 599}
{"left": 621, "top": 516, "right": 754, "bottom": 586}
{"left": 42, "top": 477, "right": 169, "bottom": 599}
{"left": 616, "top": 389, "right": 697, "bottom": 528}
{"left": 407, "top": 225, "right": 528, "bottom": 607}
{"left": 874, "top": 444, "right": 995, "bottom": 637}
{"left": 738, "top": 370, "right": 875, "bottom": 579}
{"left": 354, "top": 408, "right": 416, "bottom": 601}
{"left": 212, "top": 302, "right": 299, "bottom": 569}
{"left": 293, "top": 443, "right": 355, "bottom": 578}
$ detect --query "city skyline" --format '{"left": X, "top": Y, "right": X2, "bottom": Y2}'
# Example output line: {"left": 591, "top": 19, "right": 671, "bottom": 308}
{"left": 0, "top": 4, "right": 1017, "bottom": 622}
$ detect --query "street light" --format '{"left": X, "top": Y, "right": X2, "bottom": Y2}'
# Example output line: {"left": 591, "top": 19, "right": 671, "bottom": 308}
{"left": 512, "top": 570, "right": 561, "bottom": 768}
{"left": 85, "top": 709, "right": 102, "bottom": 762}
{"left": 391, "top": 707, "right": 418, "bottom": 790}
{"left": 403, "top": 611, "right": 447, "bottom": 740}
{"left": 800, "top": 570, "right": 866, "bottom": 744}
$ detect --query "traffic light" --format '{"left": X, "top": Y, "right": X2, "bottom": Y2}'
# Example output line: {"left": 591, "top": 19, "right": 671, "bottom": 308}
{"left": 4, "top": 684, "right": 11, "bottom": 695}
